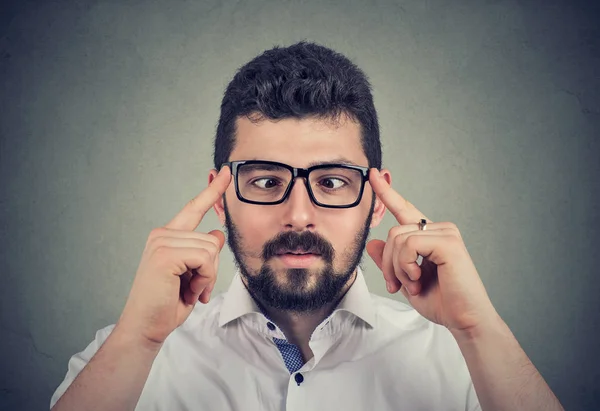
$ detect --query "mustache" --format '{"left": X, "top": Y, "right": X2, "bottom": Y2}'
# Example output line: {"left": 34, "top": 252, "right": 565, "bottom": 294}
{"left": 261, "top": 231, "right": 335, "bottom": 262}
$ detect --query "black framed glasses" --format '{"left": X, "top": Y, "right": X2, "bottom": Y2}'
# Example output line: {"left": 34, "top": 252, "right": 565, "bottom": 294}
{"left": 221, "top": 160, "right": 370, "bottom": 209}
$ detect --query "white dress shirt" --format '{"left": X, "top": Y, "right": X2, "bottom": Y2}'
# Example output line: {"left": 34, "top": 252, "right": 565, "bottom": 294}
{"left": 50, "top": 268, "right": 482, "bottom": 410}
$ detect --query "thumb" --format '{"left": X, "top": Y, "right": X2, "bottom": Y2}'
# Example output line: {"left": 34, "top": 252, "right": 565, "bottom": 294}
{"left": 366, "top": 239, "right": 385, "bottom": 271}
{"left": 208, "top": 229, "right": 226, "bottom": 251}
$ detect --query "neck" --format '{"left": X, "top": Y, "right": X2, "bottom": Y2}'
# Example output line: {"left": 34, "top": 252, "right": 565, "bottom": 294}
{"left": 244, "top": 269, "right": 358, "bottom": 361}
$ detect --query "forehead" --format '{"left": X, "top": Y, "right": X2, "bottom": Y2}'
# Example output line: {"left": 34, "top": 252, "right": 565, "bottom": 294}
{"left": 229, "top": 114, "right": 367, "bottom": 167}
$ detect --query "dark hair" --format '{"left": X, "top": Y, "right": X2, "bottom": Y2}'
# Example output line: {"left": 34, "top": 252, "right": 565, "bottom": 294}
{"left": 213, "top": 41, "right": 382, "bottom": 169}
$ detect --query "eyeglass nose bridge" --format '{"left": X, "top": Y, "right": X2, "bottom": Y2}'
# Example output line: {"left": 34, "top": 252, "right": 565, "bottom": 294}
{"left": 292, "top": 167, "right": 310, "bottom": 179}
{"left": 282, "top": 167, "right": 315, "bottom": 204}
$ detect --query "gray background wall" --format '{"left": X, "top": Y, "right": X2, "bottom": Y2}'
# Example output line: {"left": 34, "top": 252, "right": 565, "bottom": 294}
{"left": 1, "top": 0, "right": 598, "bottom": 410}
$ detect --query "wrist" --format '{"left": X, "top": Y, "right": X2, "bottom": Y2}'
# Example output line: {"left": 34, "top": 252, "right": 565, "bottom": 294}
{"left": 112, "top": 323, "right": 165, "bottom": 355}
{"left": 449, "top": 310, "right": 507, "bottom": 343}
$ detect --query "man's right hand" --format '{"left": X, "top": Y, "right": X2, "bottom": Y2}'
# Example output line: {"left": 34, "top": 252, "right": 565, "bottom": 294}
{"left": 115, "top": 165, "right": 232, "bottom": 347}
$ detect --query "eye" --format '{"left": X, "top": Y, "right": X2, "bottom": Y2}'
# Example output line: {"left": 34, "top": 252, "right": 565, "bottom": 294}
{"left": 318, "top": 177, "right": 346, "bottom": 190}
{"left": 252, "top": 177, "right": 282, "bottom": 189}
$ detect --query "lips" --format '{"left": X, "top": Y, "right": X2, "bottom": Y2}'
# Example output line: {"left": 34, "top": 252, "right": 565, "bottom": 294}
{"left": 274, "top": 251, "right": 322, "bottom": 268}
{"left": 276, "top": 248, "right": 321, "bottom": 256}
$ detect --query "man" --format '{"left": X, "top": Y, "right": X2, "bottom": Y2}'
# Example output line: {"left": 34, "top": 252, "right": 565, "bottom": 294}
{"left": 50, "top": 41, "right": 563, "bottom": 410}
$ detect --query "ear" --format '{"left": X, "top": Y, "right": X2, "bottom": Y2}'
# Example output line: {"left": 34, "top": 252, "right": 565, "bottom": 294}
{"left": 369, "top": 168, "right": 392, "bottom": 229}
{"left": 208, "top": 169, "right": 227, "bottom": 225}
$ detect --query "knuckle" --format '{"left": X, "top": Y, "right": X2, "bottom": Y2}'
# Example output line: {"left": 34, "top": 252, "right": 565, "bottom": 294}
{"left": 147, "top": 228, "right": 158, "bottom": 241}
{"left": 446, "top": 222, "right": 460, "bottom": 235}
{"left": 405, "top": 234, "right": 419, "bottom": 249}
{"left": 441, "top": 222, "right": 461, "bottom": 238}
{"left": 387, "top": 225, "right": 401, "bottom": 240}
{"left": 393, "top": 233, "right": 406, "bottom": 248}
{"left": 147, "top": 227, "right": 164, "bottom": 244}
{"left": 448, "top": 234, "right": 463, "bottom": 247}
{"left": 205, "top": 243, "right": 218, "bottom": 259}
{"left": 207, "top": 234, "right": 221, "bottom": 248}
{"left": 150, "top": 227, "right": 168, "bottom": 238}
{"left": 453, "top": 228, "right": 463, "bottom": 240}
{"left": 197, "top": 248, "right": 213, "bottom": 264}
{"left": 148, "top": 235, "right": 166, "bottom": 251}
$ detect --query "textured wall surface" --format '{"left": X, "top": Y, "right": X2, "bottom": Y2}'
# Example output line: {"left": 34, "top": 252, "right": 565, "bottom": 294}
{"left": 1, "top": 0, "right": 599, "bottom": 409}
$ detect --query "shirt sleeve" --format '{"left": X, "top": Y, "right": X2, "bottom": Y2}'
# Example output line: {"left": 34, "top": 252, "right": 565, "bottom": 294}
{"left": 49, "top": 324, "right": 116, "bottom": 409}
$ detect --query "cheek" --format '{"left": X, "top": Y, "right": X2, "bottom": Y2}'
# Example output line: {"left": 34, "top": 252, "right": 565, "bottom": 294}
{"left": 324, "top": 210, "right": 367, "bottom": 249}
{"left": 228, "top": 203, "right": 279, "bottom": 248}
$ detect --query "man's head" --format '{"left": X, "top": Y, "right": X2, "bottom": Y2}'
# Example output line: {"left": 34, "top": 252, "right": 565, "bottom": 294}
{"left": 209, "top": 41, "right": 390, "bottom": 314}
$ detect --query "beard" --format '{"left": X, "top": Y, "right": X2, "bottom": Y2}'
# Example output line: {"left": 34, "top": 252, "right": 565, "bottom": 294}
{"left": 223, "top": 196, "right": 375, "bottom": 314}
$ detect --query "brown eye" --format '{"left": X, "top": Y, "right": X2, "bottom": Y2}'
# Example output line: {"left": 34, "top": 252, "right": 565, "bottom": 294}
{"left": 319, "top": 178, "right": 345, "bottom": 190}
{"left": 254, "top": 178, "right": 280, "bottom": 189}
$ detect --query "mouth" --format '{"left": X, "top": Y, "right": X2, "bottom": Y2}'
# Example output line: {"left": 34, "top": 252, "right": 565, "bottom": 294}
{"left": 275, "top": 248, "right": 321, "bottom": 256}
{"left": 273, "top": 249, "right": 322, "bottom": 268}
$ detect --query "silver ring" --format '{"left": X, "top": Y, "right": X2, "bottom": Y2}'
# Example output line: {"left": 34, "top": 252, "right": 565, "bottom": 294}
{"left": 416, "top": 219, "right": 427, "bottom": 266}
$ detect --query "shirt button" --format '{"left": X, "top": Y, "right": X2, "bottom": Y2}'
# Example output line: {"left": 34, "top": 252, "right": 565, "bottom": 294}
{"left": 294, "top": 373, "right": 304, "bottom": 386}
{"left": 267, "top": 322, "right": 276, "bottom": 331}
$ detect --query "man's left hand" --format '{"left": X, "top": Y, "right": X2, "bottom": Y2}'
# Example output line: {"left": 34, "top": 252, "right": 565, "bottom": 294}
{"left": 366, "top": 169, "right": 498, "bottom": 334}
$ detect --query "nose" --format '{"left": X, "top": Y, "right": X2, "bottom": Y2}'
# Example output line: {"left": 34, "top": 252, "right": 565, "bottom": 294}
{"left": 281, "top": 177, "right": 316, "bottom": 231}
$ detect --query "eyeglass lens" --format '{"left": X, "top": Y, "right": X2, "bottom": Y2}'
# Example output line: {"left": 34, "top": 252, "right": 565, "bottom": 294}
{"left": 236, "top": 163, "right": 362, "bottom": 206}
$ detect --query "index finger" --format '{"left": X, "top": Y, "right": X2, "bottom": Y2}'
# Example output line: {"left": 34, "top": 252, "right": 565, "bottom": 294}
{"left": 165, "top": 165, "right": 232, "bottom": 231}
{"left": 368, "top": 168, "right": 431, "bottom": 225}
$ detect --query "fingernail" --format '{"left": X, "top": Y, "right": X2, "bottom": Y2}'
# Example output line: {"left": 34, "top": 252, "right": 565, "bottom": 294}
{"left": 386, "top": 282, "right": 392, "bottom": 293}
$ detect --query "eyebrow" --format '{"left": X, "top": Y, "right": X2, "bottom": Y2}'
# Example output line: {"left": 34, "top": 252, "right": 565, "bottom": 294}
{"left": 238, "top": 163, "right": 283, "bottom": 173}
{"left": 306, "top": 157, "right": 362, "bottom": 167}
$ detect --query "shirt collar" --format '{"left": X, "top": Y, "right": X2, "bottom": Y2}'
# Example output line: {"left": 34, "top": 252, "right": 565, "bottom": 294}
{"left": 218, "top": 266, "right": 376, "bottom": 329}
